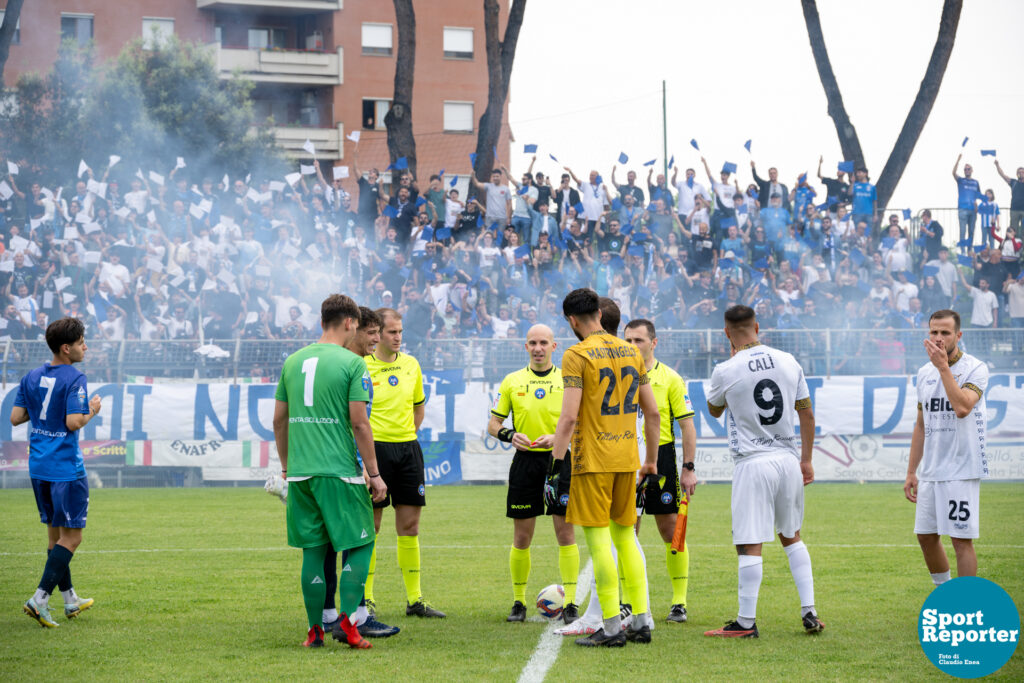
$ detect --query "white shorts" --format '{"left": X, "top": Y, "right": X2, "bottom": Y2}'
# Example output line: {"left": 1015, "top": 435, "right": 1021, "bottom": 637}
{"left": 731, "top": 453, "right": 804, "bottom": 545}
{"left": 913, "top": 479, "right": 980, "bottom": 539}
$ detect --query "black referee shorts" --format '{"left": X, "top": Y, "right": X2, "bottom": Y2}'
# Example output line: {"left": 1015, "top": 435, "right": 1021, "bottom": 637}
{"left": 642, "top": 442, "right": 682, "bottom": 515}
{"left": 507, "top": 449, "right": 572, "bottom": 519}
{"left": 373, "top": 440, "right": 426, "bottom": 509}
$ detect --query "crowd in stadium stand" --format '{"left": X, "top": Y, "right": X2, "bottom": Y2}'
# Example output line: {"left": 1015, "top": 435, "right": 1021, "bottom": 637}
{"left": 1, "top": 149, "right": 1022, "bottom": 358}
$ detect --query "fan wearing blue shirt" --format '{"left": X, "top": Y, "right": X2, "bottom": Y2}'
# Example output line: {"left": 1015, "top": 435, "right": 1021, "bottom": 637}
{"left": 953, "top": 154, "right": 982, "bottom": 250}
{"left": 850, "top": 168, "right": 877, "bottom": 233}
{"left": 13, "top": 317, "right": 102, "bottom": 628}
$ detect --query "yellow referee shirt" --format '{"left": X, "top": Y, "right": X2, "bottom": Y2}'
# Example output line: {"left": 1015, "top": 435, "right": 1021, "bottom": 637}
{"left": 491, "top": 366, "right": 563, "bottom": 452}
{"left": 364, "top": 351, "right": 426, "bottom": 443}
{"left": 647, "top": 360, "right": 695, "bottom": 446}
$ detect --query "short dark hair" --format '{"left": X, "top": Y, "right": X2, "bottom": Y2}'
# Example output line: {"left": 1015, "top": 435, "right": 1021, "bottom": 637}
{"left": 45, "top": 317, "right": 85, "bottom": 354}
{"left": 320, "top": 294, "right": 360, "bottom": 330}
{"left": 929, "top": 309, "right": 960, "bottom": 332}
{"left": 922, "top": 209, "right": 932, "bottom": 218}
{"left": 724, "top": 304, "right": 756, "bottom": 328}
{"left": 624, "top": 318, "right": 656, "bottom": 340}
{"left": 598, "top": 296, "right": 620, "bottom": 335}
{"left": 563, "top": 288, "right": 599, "bottom": 319}
{"left": 359, "top": 306, "right": 383, "bottom": 330}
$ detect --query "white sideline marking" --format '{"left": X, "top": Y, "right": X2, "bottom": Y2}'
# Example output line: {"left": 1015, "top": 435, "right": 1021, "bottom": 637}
{"left": 2, "top": 543, "right": 1023, "bottom": 558}
{"left": 518, "top": 560, "right": 593, "bottom": 683}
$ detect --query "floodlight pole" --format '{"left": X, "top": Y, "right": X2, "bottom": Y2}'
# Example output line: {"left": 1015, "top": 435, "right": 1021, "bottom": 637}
{"left": 662, "top": 80, "right": 668, "bottom": 180}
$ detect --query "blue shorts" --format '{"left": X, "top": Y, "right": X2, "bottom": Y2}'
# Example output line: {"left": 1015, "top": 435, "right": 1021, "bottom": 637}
{"left": 31, "top": 476, "right": 90, "bottom": 529}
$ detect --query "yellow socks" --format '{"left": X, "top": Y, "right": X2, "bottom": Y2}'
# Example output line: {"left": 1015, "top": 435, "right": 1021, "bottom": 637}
{"left": 558, "top": 544, "right": 579, "bottom": 605}
{"left": 509, "top": 546, "right": 531, "bottom": 603}
{"left": 396, "top": 535, "right": 421, "bottom": 604}
{"left": 583, "top": 526, "right": 620, "bottom": 619}
{"left": 665, "top": 541, "right": 689, "bottom": 606}
{"left": 363, "top": 542, "right": 377, "bottom": 602}
{"left": 610, "top": 521, "right": 649, "bottom": 616}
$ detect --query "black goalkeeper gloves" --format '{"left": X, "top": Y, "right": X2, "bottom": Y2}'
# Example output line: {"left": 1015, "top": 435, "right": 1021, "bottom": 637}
{"left": 544, "top": 458, "right": 561, "bottom": 508}
{"left": 636, "top": 472, "right": 660, "bottom": 509}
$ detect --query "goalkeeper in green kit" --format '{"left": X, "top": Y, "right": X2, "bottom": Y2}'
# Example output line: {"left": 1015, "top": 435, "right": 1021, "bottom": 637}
{"left": 273, "top": 294, "right": 387, "bottom": 649}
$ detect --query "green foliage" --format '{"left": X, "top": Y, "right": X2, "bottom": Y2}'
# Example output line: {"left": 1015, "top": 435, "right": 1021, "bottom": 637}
{"left": 0, "top": 38, "right": 283, "bottom": 188}
{"left": 0, "top": 42, "right": 96, "bottom": 184}
{"left": 0, "top": 483, "right": 1021, "bottom": 680}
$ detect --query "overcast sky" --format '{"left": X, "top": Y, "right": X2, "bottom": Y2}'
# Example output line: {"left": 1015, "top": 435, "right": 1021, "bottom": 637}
{"left": 507, "top": 0, "right": 1023, "bottom": 212}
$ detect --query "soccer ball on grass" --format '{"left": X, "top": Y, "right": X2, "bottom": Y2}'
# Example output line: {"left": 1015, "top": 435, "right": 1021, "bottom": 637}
{"left": 536, "top": 584, "right": 564, "bottom": 619}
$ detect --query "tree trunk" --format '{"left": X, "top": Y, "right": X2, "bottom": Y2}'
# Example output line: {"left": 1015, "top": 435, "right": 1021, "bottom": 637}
{"left": 800, "top": 0, "right": 865, "bottom": 170}
{"left": 384, "top": 0, "right": 417, "bottom": 179}
{"left": 473, "top": 0, "right": 526, "bottom": 181}
{"left": 802, "top": 0, "right": 962, "bottom": 209}
{"left": 875, "top": 0, "right": 962, "bottom": 208}
{"left": 0, "top": 0, "right": 25, "bottom": 87}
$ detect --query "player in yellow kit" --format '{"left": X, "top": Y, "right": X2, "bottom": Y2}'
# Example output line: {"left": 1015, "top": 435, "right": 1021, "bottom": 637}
{"left": 551, "top": 288, "right": 661, "bottom": 647}
{"left": 623, "top": 319, "right": 697, "bottom": 624}
{"left": 488, "top": 324, "right": 580, "bottom": 624}
{"left": 363, "top": 308, "right": 444, "bottom": 618}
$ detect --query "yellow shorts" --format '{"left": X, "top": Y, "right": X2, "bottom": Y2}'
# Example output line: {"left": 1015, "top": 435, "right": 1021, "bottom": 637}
{"left": 566, "top": 471, "right": 636, "bottom": 528}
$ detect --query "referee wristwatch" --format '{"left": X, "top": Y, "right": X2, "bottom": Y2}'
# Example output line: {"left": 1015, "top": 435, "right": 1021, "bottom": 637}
{"left": 681, "top": 462, "right": 695, "bottom": 472}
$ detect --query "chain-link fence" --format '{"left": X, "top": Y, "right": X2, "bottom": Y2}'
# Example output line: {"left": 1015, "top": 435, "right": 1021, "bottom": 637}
{"left": 3, "top": 329, "right": 1020, "bottom": 387}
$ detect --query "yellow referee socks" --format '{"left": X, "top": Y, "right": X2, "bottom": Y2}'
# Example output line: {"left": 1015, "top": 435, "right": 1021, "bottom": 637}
{"left": 396, "top": 535, "right": 422, "bottom": 604}
{"left": 363, "top": 542, "right": 377, "bottom": 603}
{"left": 509, "top": 546, "right": 531, "bottom": 603}
{"left": 610, "top": 521, "right": 649, "bottom": 616}
{"left": 558, "top": 544, "right": 579, "bottom": 605}
{"left": 665, "top": 541, "right": 689, "bottom": 606}
{"left": 583, "top": 526, "right": 619, "bottom": 619}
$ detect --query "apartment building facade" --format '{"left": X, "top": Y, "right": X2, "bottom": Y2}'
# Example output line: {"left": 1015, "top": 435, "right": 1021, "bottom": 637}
{"left": 1, "top": 0, "right": 511, "bottom": 177}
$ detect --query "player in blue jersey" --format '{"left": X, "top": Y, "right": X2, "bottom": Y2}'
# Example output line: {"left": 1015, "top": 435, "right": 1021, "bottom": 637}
{"left": 12, "top": 317, "right": 102, "bottom": 628}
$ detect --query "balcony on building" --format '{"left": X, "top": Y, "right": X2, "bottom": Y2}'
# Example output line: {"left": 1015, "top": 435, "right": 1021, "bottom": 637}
{"left": 272, "top": 123, "right": 345, "bottom": 159}
{"left": 197, "top": 0, "right": 342, "bottom": 14}
{"left": 251, "top": 84, "right": 343, "bottom": 159}
{"left": 209, "top": 13, "right": 341, "bottom": 85}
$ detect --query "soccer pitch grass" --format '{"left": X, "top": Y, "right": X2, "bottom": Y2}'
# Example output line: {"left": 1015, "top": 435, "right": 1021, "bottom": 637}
{"left": 1, "top": 483, "right": 1021, "bottom": 682}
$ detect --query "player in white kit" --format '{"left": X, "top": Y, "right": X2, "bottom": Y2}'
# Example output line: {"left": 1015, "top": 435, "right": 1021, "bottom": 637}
{"left": 703, "top": 305, "right": 824, "bottom": 638}
{"left": 904, "top": 309, "right": 988, "bottom": 585}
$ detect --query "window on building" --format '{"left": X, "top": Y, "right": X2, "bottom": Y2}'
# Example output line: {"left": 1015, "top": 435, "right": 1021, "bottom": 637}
{"left": 0, "top": 11, "right": 20, "bottom": 45}
{"left": 214, "top": 25, "right": 223, "bottom": 46}
{"left": 362, "top": 98, "right": 391, "bottom": 130}
{"left": 443, "top": 27, "right": 473, "bottom": 60}
{"left": 248, "top": 27, "right": 287, "bottom": 50}
{"left": 443, "top": 101, "right": 474, "bottom": 133}
{"left": 361, "top": 23, "right": 392, "bottom": 56}
{"left": 142, "top": 18, "right": 174, "bottom": 49}
{"left": 60, "top": 14, "right": 93, "bottom": 46}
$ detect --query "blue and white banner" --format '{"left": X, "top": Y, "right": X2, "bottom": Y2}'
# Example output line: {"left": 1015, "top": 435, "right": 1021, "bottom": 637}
{"left": 3, "top": 372, "right": 1023, "bottom": 482}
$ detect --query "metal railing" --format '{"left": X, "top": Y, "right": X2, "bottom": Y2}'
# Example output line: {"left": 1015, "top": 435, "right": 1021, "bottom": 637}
{"left": 3, "top": 329, "right": 1020, "bottom": 385}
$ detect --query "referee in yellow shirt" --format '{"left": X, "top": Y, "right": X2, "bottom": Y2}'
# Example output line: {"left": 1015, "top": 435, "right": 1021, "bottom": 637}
{"left": 623, "top": 319, "right": 697, "bottom": 624}
{"left": 363, "top": 308, "right": 444, "bottom": 618}
{"left": 488, "top": 324, "right": 580, "bottom": 624}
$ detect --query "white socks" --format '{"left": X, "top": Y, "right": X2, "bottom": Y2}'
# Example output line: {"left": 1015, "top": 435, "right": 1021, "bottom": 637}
{"left": 32, "top": 589, "right": 49, "bottom": 606}
{"left": 737, "top": 555, "right": 762, "bottom": 627}
{"left": 61, "top": 589, "right": 76, "bottom": 605}
{"left": 632, "top": 533, "right": 652, "bottom": 628}
{"left": 322, "top": 608, "right": 338, "bottom": 624}
{"left": 352, "top": 604, "right": 369, "bottom": 627}
{"left": 784, "top": 541, "right": 817, "bottom": 617}
{"left": 931, "top": 570, "right": 951, "bottom": 586}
